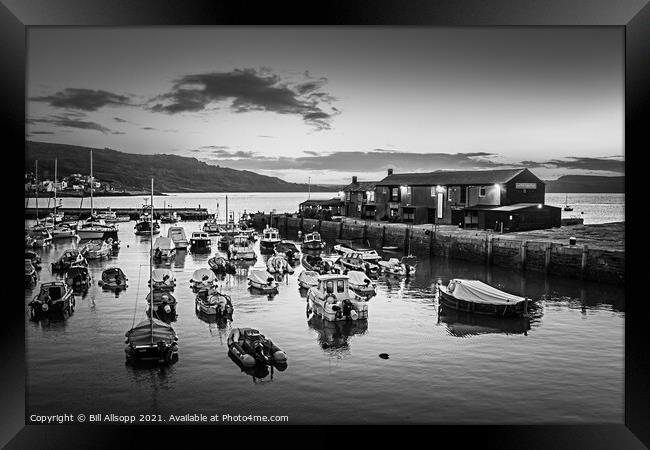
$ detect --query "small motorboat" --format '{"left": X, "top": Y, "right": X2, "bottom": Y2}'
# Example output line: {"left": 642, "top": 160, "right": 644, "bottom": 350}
{"left": 247, "top": 268, "right": 279, "bottom": 293}
{"left": 266, "top": 255, "right": 295, "bottom": 275}
{"left": 27, "top": 229, "right": 52, "bottom": 248}
{"left": 333, "top": 242, "right": 380, "bottom": 263}
{"left": 227, "top": 327, "right": 287, "bottom": 369}
{"left": 153, "top": 236, "right": 176, "bottom": 263}
{"left": 83, "top": 239, "right": 112, "bottom": 260}
{"left": 202, "top": 218, "right": 220, "bottom": 235}
{"left": 301, "top": 231, "right": 325, "bottom": 251}
{"left": 195, "top": 288, "right": 233, "bottom": 316}
{"left": 218, "top": 234, "right": 234, "bottom": 251}
{"left": 190, "top": 268, "right": 218, "bottom": 291}
{"left": 78, "top": 216, "right": 118, "bottom": 240}
{"left": 301, "top": 254, "right": 340, "bottom": 275}
{"left": 208, "top": 256, "right": 236, "bottom": 275}
{"left": 149, "top": 268, "right": 176, "bottom": 290}
{"left": 145, "top": 290, "right": 178, "bottom": 318}
{"left": 378, "top": 257, "right": 417, "bottom": 277}
{"left": 134, "top": 210, "right": 160, "bottom": 235}
{"left": 25, "top": 259, "right": 37, "bottom": 287}
{"left": 50, "top": 223, "right": 76, "bottom": 239}
{"left": 28, "top": 281, "right": 75, "bottom": 319}
{"left": 274, "top": 241, "right": 300, "bottom": 261}
{"left": 306, "top": 274, "right": 368, "bottom": 322}
{"left": 65, "top": 264, "right": 92, "bottom": 290}
{"left": 338, "top": 252, "right": 379, "bottom": 277}
{"left": 51, "top": 249, "right": 87, "bottom": 272}
{"left": 229, "top": 235, "right": 256, "bottom": 260}
{"left": 298, "top": 270, "right": 319, "bottom": 289}
{"left": 167, "top": 226, "right": 189, "bottom": 250}
{"left": 189, "top": 231, "right": 211, "bottom": 254}
{"left": 125, "top": 318, "right": 178, "bottom": 364}
{"left": 25, "top": 250, "right": 42, "bottom": 271}
{"left": 259, "top": 226, "right": 281, "bottom": 254}
{"left": 437, "top": 279, "right": 530, "bottom": 318}
{"left": 160, "top": 211, "right": 179, "bottom": 224}
{"left": 99, "top": 267, "right": 128, "bottom": 289}
{"left": 346, "top": 270, "right": 376, "bottom": 297}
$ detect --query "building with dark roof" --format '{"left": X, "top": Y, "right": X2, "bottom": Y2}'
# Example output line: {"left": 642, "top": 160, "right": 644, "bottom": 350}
{"left": 299, "top": 198, "right": 344, "bottom": 216}
{"left": 342, "top": 176, "right": 379, "bottom": 219}
{"left": 374, "top": 167, "right": 559, "bottom": 230}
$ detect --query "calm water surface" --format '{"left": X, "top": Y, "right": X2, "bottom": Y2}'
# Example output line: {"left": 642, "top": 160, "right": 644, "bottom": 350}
{"left": 25, "top": 219, "right": 624, "bottom": 424}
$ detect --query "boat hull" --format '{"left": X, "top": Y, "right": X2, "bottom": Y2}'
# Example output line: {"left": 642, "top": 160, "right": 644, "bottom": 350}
{"left": 259, "top": 240, "right": 279, "bottom": 254}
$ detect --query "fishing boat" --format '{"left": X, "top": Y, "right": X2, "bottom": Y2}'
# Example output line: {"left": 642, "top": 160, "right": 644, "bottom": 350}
{"left": 145, "top": 290, "right": 178, "bottom": 318}
{"left": 202, "top": 217, "right": 220, "bottom": 235}
{"left": 167, "top": 226, "right": 189, "bottom": 249}
{"left": 99, "top": 267, "right": 128, "bottom": 289}
{"left": 436, "top": 279, "right": 530, "bottom": 318}
{"left": 190, "top": 268, "right": 217, "bottom": 291}
{"left": 228, "top": 328, "right": 287, "bottom": 369}
{"left": 266, "top": 255, "right": 295, "bottom": 275}
{"left": 229, "top": 234, "right": 256, "bottom": 260}
{"left": 25, "top": 259, "right": 37, "bottom": 287}
{"left": 153, "top": 236, "right": 176, "bottom": 263}
{"left": 306, "top": 274, "right": 368, "bottom": 322}
{"left": 28, "top": 281, "right": 75, "bottom": 320}
{"left": 247, "top": 268, "right": 279, "bottom": 293}
{"left": 83, "top": 239, "right": 112, "bottom": 260}
{"left": 259, "top": 226, "right": 281, "bottom": 254}
{"left": 301, "top": 231, "right": 325, "bottom": 251}
{"left": 346, "top": 270, "right": 376, "bottom": 297}
{"left": 208, "top": 256, "right": 236, "bottom": 275}
{"left": 51, "top": 249, "right": 87, "bottom": 272}
{"left": 124, "top": 178, "right": 179, "bottom": 365}
{"left": 563, "top": 194, "right": 573, "bottom": 212}
{"left": 65, "top": 265, "right": 92, "bottom": 290}
{"left": 50, "top": 223, "right": 76, "bottom": 239}
{"left": 274, "top": 241, "right": 300, "bottom": 261}
{"left": 25, "top": 250, "right": 42, "bottom": 271}
{"left": 149, "top": 268, "right": 176, "bottom": 290}
{"left": 338, "top": 252, "right": 379, "bottom": 277}
{"left": 333, "top": 242, "right": 381, "bottom": 263}
{"left": 134, "top": 207, "right": 160, "bottom": 235}
{"left": 298, "top": 270, "right": 319, "bottom": 289}
{"left": 189, "top": 231, "right": 212, "bottom": 254}
{"left": 195, "top": 287, "right": 233, "bottom": 316}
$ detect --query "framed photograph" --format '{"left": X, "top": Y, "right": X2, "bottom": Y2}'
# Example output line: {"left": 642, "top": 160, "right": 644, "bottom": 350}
{"left": 4, "top": 0, "right": 647, "bottom": 448}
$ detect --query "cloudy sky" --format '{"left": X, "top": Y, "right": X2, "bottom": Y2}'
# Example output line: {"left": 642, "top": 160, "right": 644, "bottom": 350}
{"left": 27, "top": 27, "right": 624, "bottom": 184}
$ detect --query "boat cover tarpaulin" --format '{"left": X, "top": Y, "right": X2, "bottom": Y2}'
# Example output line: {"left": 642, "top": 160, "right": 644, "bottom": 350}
{"left": 446, "top": 279, "right": 525, "bottom": 305}
{"left": 126, "top": 318, "right": 176, "bottom": 345}
{"left": 146, "top": 291, "right": 177, "bottom": 305}
{"left": 191, "top": 268, "right": 215, "bottom": 283}
{"left": 347, "top": 270, "right": 371, "bottom": 286}
{"left": 298, "top": 271, "right": 319, "bottom": 286}
{"left": 154, "top": 237, "right": 175, "bottom": 250}
{"left": 248, "top": 269, "right": 274, "bottom": 285}
{"left": 151, "top": 268, "right": 174, "bottom": 283}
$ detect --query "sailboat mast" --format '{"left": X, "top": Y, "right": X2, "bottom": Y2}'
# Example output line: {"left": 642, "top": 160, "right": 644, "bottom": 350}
{"left": 90, "top": 150, "right": 94, "bottom": 216}
{"left": 54, "top": 159, "right": 57, "bottom": 220}
{"left": 150, "top": 177, "right": 154, "bottom": 343}
{"left": 35, "top": 160, "right": 39, "bottom": 222}
{"left": 225, "top": 196, "right": 228, "bottom": 223}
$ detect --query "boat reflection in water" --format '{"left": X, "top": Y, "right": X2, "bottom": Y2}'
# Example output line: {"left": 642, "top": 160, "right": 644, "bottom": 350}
{"left": 227, "top": 352, "right": 284, "bottom": 382}
{"left": 437, "top": 309, "right": 533, "bottom": 337}
{"left": 173, "top": 249, "right": 187, "bottom": 269}
{"left": 307, "top": 313, "right": 368, "bottom": 353}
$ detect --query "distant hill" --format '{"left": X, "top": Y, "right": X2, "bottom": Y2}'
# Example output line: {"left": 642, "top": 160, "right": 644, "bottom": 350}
{"left": 544, "top": 175, "right": 624, "bottom": 193}
{"left": 25, "top": 141, "right": 339, "bottom": 193}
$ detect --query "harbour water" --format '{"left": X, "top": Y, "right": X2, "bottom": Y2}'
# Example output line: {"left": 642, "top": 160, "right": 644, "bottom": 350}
{"left": 25, "top": 217, "right": 624, "bottom": 424}
{"left": 26, "top": 192, "right": 625, "bottom": 225}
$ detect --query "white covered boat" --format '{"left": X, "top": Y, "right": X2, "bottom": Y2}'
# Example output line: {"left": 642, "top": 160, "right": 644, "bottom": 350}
{"left": 51, "top": 224, "right": 76, "bottom": 239}
{"left": 298, "top": 270, "right": 319, "bottom": 289}
{"left": 149, "top": 268, "right": 176, "bottom": 290}
{"left": 190, "top": 268, "right": 217, "bottom": 291}
{"left": 83, "top": 239, "right": 111, "bottom": 260}
{"left": 247, "top": 268, "right": 279, "bottom": 293}
{"left": 266, "top": 255, "right": 295, "bottom": 275}
{"left": 307, "top": 274, "right": 368, "bottom": 322}
{"left": 153, "top": 236, "right": 176, "bottom": 263}
{"left": 437, "top": 279, "right": 529, "bottom": 318}
{"left": 347, "top": 270, "right": 376, "bottom": 297}
{"left": 229, "top": 235, "right": 256, "bottom": 260}
{"left": 167, "top": 226, "right": 189, "bottom": 249}
{"left": 333, "top": 243, "right": 380, "bottom": 263}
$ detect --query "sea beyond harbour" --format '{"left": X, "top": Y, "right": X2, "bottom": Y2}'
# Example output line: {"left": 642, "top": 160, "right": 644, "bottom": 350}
{"left": 25, "top": 192, "right": 625, "bottom": 225}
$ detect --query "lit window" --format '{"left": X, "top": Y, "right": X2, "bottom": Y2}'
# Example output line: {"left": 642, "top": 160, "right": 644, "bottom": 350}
{"left": 337, "top": 280, "right": 345, "bottom": 293}
{"left": 479, "top": 187, "right": 486, "bottom": 197}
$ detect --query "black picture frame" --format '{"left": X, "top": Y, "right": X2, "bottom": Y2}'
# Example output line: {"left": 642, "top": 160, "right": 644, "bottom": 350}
{"left": 4, "top": 1, "right": 647, "bottom": 448}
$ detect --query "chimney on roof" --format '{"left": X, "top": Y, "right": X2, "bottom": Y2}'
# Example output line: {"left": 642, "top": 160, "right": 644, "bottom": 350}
{"left": 387, "top": 168, "right": 394, "bottom": 176}
{"left": 352, "top": 175, "right": 358, "bottom": 184}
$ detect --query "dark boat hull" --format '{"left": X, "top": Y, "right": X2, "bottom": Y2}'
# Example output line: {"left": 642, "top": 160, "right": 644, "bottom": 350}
{"left": 438, "top": 289, "right": 526, "bottom": 318}
{"left": 259, "top": 240, "right": 278, "bottom": 254}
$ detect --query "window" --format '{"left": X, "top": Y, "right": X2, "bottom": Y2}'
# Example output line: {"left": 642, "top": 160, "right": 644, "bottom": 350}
{"left": 346, "top": 191, "right": 351, "bottom": 201}
{"left": 391, "top": 187, "right": 399, "bottom": 201}
{"left": 357, "top": 192, "right": 362, "bottom": 202}
{"left": 390, "top": 208, "right": 398, "bottom": 217}
{"left": 402, "top": 209, "right": 415, "bottom": 221}
{"left": 357, "top": 204, "right": 361, "bottom": 212}
{"left": 367, "top": 191, "right": 375, "bottom": 202}
{"left": 479, "top": 186, "right": 486, "bottom": 197}
{"left": 326, "top": 281, "right": 334, "bottom": 294}
{"left": 337, "top": 280, "right": 345, "bottom": 293}
{"left": 406, "top": 186, "right": 412, "bottom": 196}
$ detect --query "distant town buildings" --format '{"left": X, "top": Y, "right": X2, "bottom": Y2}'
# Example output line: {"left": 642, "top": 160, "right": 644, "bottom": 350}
{"left": 24, "top": 171, "right": 117, "bottom": 194}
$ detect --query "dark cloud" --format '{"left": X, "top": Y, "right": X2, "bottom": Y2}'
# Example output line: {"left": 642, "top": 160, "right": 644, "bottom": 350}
{"left": 303, "top": 150, "right": 319, "bottom": 156}
{"left": 28, "top": 115, "right": 113, "bottom": 134}
{"left": 200, "top": 145, "right": 230, "bottom": 150}
{"left": 257, "top": 135, "right": 276, "bottom": 138}
{"left": 114, "top": 117, "right": 128, "bottom": 123}
{"left": 141, "top": 127, "right": 156, "bottom": 130}
{"left": 30, "top": 88, "right": 132, "bottom": 111}
{"left": 29, "top": 131, "right": 56, "bottom": 135}
{"left": 520, "top": 156, "right": 624, "bottom": 173}
{"left": 149, "top": 68, "right": 338, "bottom": 130}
